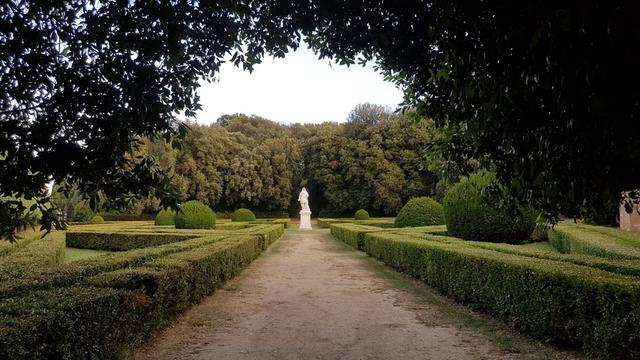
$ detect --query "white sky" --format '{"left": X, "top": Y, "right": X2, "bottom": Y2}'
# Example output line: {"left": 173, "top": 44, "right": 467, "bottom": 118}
{"left": 195, "top": 44, "right": 404, "bottom": 124}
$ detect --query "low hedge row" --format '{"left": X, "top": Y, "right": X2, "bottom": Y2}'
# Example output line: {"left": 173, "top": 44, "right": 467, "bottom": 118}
{"left": 330, "top": 223, "right": 448, "bottom": 250}
{"left": 0, "top": 286, "right": 141, "bottom": 360}
{"left": 249, "top": 218, "right": 290, "bottom": 228}
{"left": 0, "top": 231, "right": 283, "bottom": 359}
{"left": 549, "top": 223, "right": 640, "bottom": 259}
{"left": 330, "top": 223, "right": 389, "bottom": 249}
{"left": 237, "top": 224, "right": 285, "bottom": 249}
{"left": 317, "top": 218, "right": 395, "bottom": 228}
{"left": 65, "top": 232, "right": 198, "bottom": 251}
{"left": 0, "top": 234, "right": 229, "bottom": 298}
{"left": 449, "top": 237, "right": 640, "bottom": 277}
{"left": 360, "top": 232, "right": 640, "bottom": 359}
{"left": 0, "top": 233, "right": 66, "bottom": 280}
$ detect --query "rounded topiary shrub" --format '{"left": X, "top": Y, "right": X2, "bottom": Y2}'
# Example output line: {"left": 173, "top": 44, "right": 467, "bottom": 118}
{"left": 231, "top": 208, "right": 256, "bottom": 222}
{"left": 354, "top": 209, "right": 370, "bottom": 220}
{"left": 174, "top": 200, "right": 216, "bottom": 229}
{"left": 443, "top": 170, "right": 536, "bottom": 243}
{"left": 154, "top": 209, "right": 175, "bottom": 226}
{"left": 395, "top": 197, "right": 445, "bottom": 227}
{"left": 90, "top": 215, "right": 105, "bottom": 224}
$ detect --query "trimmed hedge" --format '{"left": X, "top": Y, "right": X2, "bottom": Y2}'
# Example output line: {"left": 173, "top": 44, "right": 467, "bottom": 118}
{"left": 394, "top": 197, "right": 444, "bottom": 227}
{"left": 330, "top": 223, "right": 387, "bottom": 249}
{"left": 65, "top": 232, "right": 197, "bottom": 251}
{"left": 0, "top": 233, "right": 65, "bottom": 280}
{"left": 443, "top": 170, "right": 536, "bottom": 243}
{"left": 231, "top": 208, "right": 256, "bottom": 222}
{"left": 0, "top": 286, "right": 141, "bottom": 360}
{"left": 354, "top": 209, "right": 370, "bottom": 220}
{"left": 549, "top": 223, "right": 640, "bottom": 259}
{"left": 317, "top": 218, "right": 396, "bottom": 228}
{"left": 0, "top": 234, "right": 272, "bottom": 359}
{"left": 358, "top": 231, "right": 640, "bottom": 359}
{"left": 174, "top": 201, "right": 216, "bottom": 229}
{"left": 0, "top": 221, "right": 286, "bottom": 359}
{"left": 154, "top": 209, "right": 175, "bottom": 226}
{"left": 90, "top": 215, "right": 105, "bottom": 224}
{"left": 0, "top": 234, "right": 229, "bottom": 298}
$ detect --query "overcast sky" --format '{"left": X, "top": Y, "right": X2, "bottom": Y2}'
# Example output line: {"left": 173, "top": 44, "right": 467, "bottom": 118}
{"left": 195, "top": 44, "right": 404, "bottom": 124}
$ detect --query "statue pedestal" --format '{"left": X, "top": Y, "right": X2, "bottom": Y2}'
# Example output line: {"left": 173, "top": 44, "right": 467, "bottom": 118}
{"left": 299, "top": 210, "right": 312, "bottom": 230}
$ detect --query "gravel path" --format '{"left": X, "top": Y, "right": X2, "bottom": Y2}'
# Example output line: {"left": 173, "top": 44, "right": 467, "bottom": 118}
{"left": 132, "top": 228, "right": 581, "bottom": 360}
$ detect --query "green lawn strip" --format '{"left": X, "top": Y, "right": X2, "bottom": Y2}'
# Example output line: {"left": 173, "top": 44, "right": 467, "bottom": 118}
{"left": 0, "top": 234, "right": 229, "bottom": 299}
{"left": 361, "top": 232, "right": 640, "bottom": 359}
{"left": 549, "top": 223, "right": 640, "bottom": 259}
{"left": 62, "top": 248, "right": 110, "bottom": 263}
{"left": 0, "top": 233, "right": 66, "bottom": 279}
{"left": 318, "top": 217, "right": 395, "bottom": 228}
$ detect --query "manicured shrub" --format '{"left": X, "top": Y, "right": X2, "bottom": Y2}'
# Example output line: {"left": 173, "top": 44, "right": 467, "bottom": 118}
{"left": 443, "top": 170, "right": 535, "bottom": 243}
{"left": 174, "top": 201, "right": 215, "bottom": 229}
{"left": 354, "top": 209, "right": 370, "bottom": 220}
{"left": 231, "top": 208, "right": 256, "bottom": 222}
{"left": 154, "top": 209, "right": 175, "bottom": 226}
{"left": 394, "top": 197, "right": 444, "bottom": 227}
{"left": 90, "top": 215, "right": 105, "bottom": 224}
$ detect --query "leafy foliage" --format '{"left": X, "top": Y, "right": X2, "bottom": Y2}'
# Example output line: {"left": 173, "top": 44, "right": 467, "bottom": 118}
{"left": 354, "top": 209, "right": 369, "bottom": 220}
{"left": 231, "top": 208, "right": 256, "bottom": 222}
{"left": 5, "top": 1, "right": 636, "bottom": 238}
{"left": 154, "top": 209, "right": 175, "bottom": 226}
{"left": 394, "top": 197, "right": 444, "bottom": 227}
{"left": 174, "top": 201, "right": 215, "bottom": 229}
{"left": 443, "top": 171, "right": 535, "bottom": 243}
{"left": 301, "top": 105, "right": 438, "bottom": 216}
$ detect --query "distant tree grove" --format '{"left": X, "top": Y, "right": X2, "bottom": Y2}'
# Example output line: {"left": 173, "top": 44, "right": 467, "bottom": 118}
{"left": 54, "top": 104, "right": 439, "bottom": 218}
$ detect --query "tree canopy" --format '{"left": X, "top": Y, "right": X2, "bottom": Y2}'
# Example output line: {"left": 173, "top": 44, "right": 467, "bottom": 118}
{"left": 3, "top": 1, "right": 639, "bottom": 238}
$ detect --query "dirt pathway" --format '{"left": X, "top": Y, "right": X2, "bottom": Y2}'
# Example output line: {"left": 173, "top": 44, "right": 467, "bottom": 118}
{"left": 132, "top": 228, "right": 581, "bottom": 360}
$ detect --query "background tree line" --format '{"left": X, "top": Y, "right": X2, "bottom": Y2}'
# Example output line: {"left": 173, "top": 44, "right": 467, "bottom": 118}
{"left": 53, "top": 104, "right": 439, "bottom": 219}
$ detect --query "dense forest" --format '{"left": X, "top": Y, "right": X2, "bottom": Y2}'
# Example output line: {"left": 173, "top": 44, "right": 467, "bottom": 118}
{"left": 53, "top": 104, "right": 440, "bottom": 219}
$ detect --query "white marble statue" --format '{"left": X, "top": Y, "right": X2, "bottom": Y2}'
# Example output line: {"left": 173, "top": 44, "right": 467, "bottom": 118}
{"left": 298, "top": 187, "right": 312, "bottom": 230}
{"left": 298, "top": 187, "right": 310, "bottom": 212}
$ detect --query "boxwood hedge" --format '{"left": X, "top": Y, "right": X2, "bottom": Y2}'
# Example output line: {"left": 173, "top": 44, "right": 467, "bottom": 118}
{"left": 358, "top": 231, "right": 640, "bottom": 359}
{"left": 174, "top": 201, "right": 216, "bottom": 229}
{"left": 65, "top": 232, "right": 197, "bottom": 251}
{"left": 0, "top": 222, "right": 286, "bottom": 359}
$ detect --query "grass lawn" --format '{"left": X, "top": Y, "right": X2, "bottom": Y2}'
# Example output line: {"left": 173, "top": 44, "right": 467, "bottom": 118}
{"left": 62, "top": 247, "right": 109, "bottom": 263}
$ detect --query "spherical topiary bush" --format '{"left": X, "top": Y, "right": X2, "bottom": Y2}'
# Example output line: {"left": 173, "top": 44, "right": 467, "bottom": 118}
{"left": 354, "top": 209, "right": 370, "bottom": 220}
{"left": 174, "top": 201, "right": 216, "bottom": 229}
{"left": 443, "top": 170, "right": 536, "bottom": 243}
{"left": 154, "top": 209, "right": 175, "bottom": 226}
{"left": 394, "top": 197, "right": 445, "bottom": 227}
{"left": 90, "top": 215, "right": 105, "bottom": 224}
{"left": 231, "top": 208, "right": 256, "bottom": 222}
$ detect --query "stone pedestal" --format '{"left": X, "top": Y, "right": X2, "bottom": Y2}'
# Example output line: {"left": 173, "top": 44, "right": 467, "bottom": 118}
{"left": 299, "top": 210, "right": 312, "bottom": 230}
{"left": 620, "top": 204, "right": 640, "bottom": 232}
